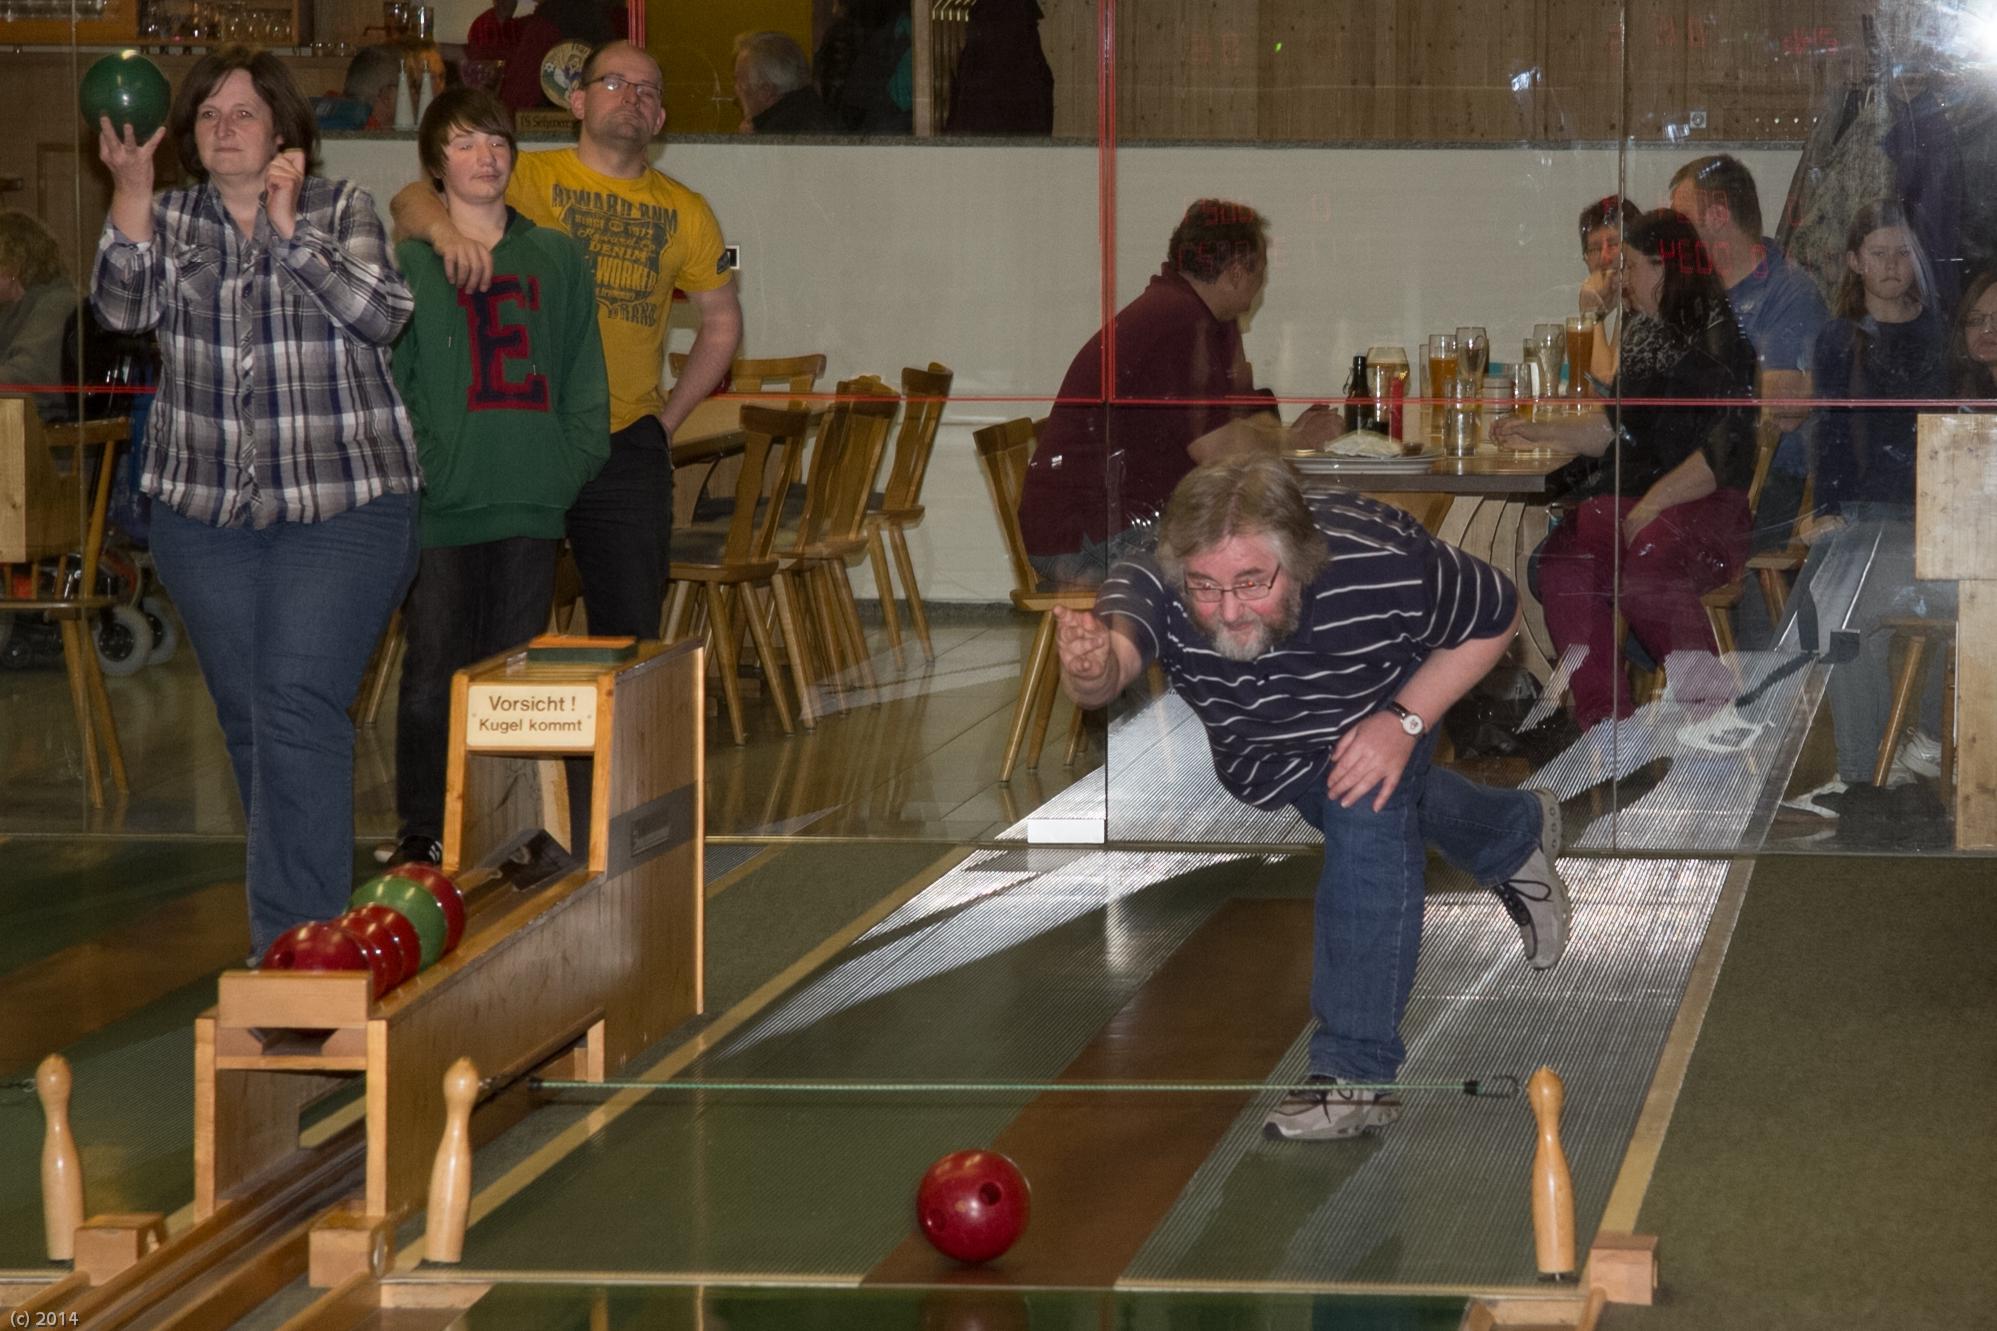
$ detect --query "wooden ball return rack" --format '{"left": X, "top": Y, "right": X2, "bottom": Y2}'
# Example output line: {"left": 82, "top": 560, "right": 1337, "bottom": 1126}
{"left": 194, "top": 636, "right": 704, "bottom": 1284}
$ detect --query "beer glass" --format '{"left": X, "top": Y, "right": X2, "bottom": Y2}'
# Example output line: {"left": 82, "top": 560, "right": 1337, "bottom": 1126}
{"left": 1456, "top": 326, "right": 1489, "bottom": 389}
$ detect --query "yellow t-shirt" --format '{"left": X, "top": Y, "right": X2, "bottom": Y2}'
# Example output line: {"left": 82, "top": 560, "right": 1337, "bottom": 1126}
{"left": 508, "top": 147, "right": 732, "bottom": 432}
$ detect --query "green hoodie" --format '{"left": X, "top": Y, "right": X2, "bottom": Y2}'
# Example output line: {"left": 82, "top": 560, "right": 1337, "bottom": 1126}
{"left": 393, "top": 210, "right": 609, "bottom": 547}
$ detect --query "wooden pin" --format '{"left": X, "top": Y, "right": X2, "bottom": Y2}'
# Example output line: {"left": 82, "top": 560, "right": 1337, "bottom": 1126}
{"left": 37, "top": 1053, "right": 83, "bottom": 1262}
{"left": 424, "top": 1056, "right": 478, "bottom": 1263}
{"left": 1529, "top": 1065, "right": 1576, "bottom": 1280}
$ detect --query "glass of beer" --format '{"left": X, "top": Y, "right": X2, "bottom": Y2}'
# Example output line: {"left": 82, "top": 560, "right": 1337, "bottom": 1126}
{"left": 1426, "top": 333, "right": 1458, "bottom": 442}
{"left": 1565, "top": 313, "right": 1599, "bottom": 397}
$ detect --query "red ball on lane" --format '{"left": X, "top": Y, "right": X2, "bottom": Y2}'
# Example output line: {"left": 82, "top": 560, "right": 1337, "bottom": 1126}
{"left": 915, "top": 1149, "right": 1031, "bottom": 1264}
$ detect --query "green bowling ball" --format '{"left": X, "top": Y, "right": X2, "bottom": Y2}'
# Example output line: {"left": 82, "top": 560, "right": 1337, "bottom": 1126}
{"left": 80, "top": 50, "right": 171, "bottom": 141}
{"left": 350, "top": 874, "right": 450, "bottom": 970}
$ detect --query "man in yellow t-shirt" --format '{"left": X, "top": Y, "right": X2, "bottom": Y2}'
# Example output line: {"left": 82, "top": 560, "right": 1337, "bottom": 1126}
{"left": 392, "top": 39, "right": 742, "bottom": 648}
{"left": 392, "top": 39, "right": 741, "bottom": 855}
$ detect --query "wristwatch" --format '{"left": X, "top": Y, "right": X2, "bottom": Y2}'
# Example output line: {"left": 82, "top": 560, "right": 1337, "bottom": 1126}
{"left": 1384, "top": 700, "right": 1425, "bottom": 736}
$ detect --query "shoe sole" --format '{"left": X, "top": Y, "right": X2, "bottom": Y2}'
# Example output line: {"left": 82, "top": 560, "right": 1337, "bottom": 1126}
{"left": 1524, "top": 788, "right": 1570, "bottom": 971}
{"left": 1262, "top": 1104, "right": 1403, "bottom": 1141}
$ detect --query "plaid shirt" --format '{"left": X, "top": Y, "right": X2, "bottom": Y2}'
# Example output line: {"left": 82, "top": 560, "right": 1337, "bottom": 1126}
{"left": 91, "top": 176, "right": 420, "bottom": 528}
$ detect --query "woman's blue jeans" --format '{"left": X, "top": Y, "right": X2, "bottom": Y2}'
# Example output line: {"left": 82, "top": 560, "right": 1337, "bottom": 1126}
{"left": 1288, "top": 733, "right": 1541, "bottom": 1082}
{"left": 151, "top": 493, "right": 419, "bottom": 954}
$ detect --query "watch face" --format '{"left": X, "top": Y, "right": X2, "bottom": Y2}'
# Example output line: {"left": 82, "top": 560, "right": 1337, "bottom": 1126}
{"left": 1402, "top": 713, "right": 1424, "bottom": 735}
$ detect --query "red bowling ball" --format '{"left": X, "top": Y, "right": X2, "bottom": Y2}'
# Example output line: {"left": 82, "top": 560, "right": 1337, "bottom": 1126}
{"left": 333, "top": 908, "right": 414, "bottom": 994}
{"left": 915, "top": 1149, "right": 1030, "bottom": 1264}
{"left": 259, "top": 921, "right": 372, "bottom": 985}
{"left": 345, "top": 904, "right": 423, "bottom": 985}
{"left": 386, "top": 862, "right": 466, "bottom": 953}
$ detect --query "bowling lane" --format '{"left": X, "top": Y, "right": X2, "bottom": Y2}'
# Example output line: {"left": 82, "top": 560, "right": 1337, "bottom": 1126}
{"left": 442, "top": 843, "right": 1735, "bottom": 1292}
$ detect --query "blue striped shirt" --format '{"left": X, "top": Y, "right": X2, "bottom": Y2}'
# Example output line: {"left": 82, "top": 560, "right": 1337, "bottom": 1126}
{"left": 1096, "top": 493, "right": 1517, "bottom": 809}
{"left": 90, "top": 176, "right": 420, "bottom": 528}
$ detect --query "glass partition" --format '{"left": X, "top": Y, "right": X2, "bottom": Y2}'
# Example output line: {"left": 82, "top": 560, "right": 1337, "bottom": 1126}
{"left": 0, "top": 0, "right": 1989, "bottom": 855}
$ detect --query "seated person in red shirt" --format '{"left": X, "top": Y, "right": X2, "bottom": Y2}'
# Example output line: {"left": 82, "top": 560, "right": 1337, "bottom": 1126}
{"left": 1017, "top": 199, "right": 1339, "bottom": 588}
{"left": 466, "top": 0, "right": 521, "bottom": 60}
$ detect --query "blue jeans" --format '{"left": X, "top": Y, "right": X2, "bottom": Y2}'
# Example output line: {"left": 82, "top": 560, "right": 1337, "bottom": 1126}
{"left": 1288, "top": 734, "right": 1542, "bottom": 1082}
{"left": 151, "top": 493, "right": 419, "bottom": 954}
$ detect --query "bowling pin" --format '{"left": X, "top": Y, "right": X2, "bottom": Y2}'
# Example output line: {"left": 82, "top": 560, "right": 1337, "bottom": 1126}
{"left": 393, "top": 60, "right": 416, "bottom": 131}
{"left": 415, "top": 64, "right": 436, "bottom": 121}
{"left": 38, "top": 1053, "right": 83, "bottom": 1262}
{"left": 1529, "top": 1065, "right": 1576, "bottom": 1279}
{"left": 424, "top": 1056, "right": 478, "bottom": 1262}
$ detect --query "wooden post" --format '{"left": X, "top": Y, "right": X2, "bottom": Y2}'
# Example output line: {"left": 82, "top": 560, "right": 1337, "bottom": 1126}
{"left": 1528, "top": 1065, "right": 1575, "bottom": 1280}
{"left": 36, "top": 1053, "right": 83, "bottom": 1262}
{"left": 1915, "top": 415, "right": 1997, "bottom": 848}
{"left": 425, "top": 1057, "right": 478, "bottom": 1263}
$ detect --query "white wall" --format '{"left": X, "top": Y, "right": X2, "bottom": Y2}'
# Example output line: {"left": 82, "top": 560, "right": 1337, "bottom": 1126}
{"left": 319, "top": 139, "right": 1803, "bottom": 601}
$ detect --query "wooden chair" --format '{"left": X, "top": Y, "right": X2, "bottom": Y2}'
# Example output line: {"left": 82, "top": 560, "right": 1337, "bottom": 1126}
{"left": 769, "top": 378, "right": 901, "bottom": 722}
{"left": 864, "top": 363, "right": 953, "bottom": 663}
{"left": 669, "top": 353, "right": 828, "bottom": 523}
{"left": 1, "top": 399, "right": 130, "bottom": 806}
{"left": 1872, "top": 617, "right": 1955, "bottom": 794}
{"left": 667, "top": 352, "right": 827, "bottom": 408}
{"left": 663, "top": 405, "right": 813, "bottom": 743}
{"left": 972, "top": 416, "right": 1097, "bottom": 782}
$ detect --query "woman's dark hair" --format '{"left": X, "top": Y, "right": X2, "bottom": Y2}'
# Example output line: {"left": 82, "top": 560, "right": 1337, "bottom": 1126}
{"left": 1949, "top": 268, "right": 1997, "bottom": 398}
{"left": 1832, "top": 198, "right": 1925, "bottom": 320}
{"left": 1624, "top": 208, "right": 1731, "bottom": 339}
{"left": 169, "top": 46, "right": 318, "bottom": 183}
{"left": 417, "top": 87, "right": 515, "bottom": 184}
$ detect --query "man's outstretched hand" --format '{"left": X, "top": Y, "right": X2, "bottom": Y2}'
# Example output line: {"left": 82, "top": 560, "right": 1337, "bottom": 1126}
{"left": 1052, "top": 605, "right": 1113, "bottom": 690}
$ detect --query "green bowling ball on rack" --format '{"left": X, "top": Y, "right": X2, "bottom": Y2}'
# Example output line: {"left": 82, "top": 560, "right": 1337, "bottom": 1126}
{"left": 350, "top": 873, "right": 451, "bottom": 970}
{"left": 80, "top": 50, "right": 172, "bottom": 141}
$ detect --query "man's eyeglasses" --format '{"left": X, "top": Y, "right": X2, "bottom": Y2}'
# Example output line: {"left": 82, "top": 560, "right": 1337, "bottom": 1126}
{"left": 1965, "top": 313, "right": 1997, "bottom": 333}
{"left": 582, "top": 73, "right": 662, "bottom": 104}
{"left": 1182, "top": 572, "right": 1279, "bottom": 604}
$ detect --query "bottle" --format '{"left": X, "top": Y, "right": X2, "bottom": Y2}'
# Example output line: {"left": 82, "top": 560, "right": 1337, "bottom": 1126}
{"left": 1343, "top": 354, "right": 1372, "bottom": 434}
{"left": 392, "top": 59, "right": 416, "bottom": 130}
{"left": 416, "top": 63, "right": 437, "bottom": 121}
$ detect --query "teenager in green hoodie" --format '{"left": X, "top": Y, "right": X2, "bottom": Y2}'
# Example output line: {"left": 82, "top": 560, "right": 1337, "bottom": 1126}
{"left": 387, "top": 86, "right": 609, "bottom": 867}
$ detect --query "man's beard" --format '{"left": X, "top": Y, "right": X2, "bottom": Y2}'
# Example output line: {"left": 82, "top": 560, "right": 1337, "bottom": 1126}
{"left": 1196, "top": 583, "right": 1302, "bottom": 662}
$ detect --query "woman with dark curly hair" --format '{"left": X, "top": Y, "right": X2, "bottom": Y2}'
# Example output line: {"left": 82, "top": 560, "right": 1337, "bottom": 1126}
{"left": 92, "top": 47, "right": 420, "bottom": 958}
{"left": 1493, "top": 208, "right": 1759, "bottom": 730}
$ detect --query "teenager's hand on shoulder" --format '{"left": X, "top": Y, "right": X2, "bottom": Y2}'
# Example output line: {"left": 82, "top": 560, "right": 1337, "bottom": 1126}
{"left": 432, "top": 224, "right": 493, "bottom": 291}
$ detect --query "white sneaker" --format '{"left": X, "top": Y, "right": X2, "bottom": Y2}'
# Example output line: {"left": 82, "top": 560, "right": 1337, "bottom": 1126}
{"left": 1782, "top": 777, "right": 1848, "bottom": 818}
{"left": 1892, "top": 731, "right": 1942, "bottom": 782}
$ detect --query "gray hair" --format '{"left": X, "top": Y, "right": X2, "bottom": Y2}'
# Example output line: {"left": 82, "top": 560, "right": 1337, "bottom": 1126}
{"left": 1155, "top": 455, "right": 1329, "bottom": 591}
{"left": 733, "top": 31, "right": 811, "bottom": 96}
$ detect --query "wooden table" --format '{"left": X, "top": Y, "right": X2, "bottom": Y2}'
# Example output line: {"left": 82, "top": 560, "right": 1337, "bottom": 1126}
{"left": 1302, "top": 449, "right": 1575, "bottom": 680}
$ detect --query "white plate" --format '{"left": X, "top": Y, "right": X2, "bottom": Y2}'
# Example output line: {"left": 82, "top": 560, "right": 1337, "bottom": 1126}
{"left": 1287, "top": 450, "right": 1440, "bottom": 474}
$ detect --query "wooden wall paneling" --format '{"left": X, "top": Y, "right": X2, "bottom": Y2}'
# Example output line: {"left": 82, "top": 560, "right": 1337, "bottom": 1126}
{"left": 1394, "top": 0, "right": 1544, "bottom": 141}
{"left": 1258, "top": 3, "right": 1366, "bottom": 141}
{"left": 1042, "top": 0, "right": 1101, "bottom": 139}
{"left": 1116, "top": 0, "right": 1260, "bottom": 142}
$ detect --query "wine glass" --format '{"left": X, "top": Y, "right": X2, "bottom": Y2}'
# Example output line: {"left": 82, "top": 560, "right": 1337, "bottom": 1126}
{"left": 1456, "top": 326, "right": 1489, "bottom": 389}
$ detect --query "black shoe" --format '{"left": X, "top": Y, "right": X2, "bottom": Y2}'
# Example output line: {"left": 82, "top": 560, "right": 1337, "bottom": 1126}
{"left": 386, "top": 834, "right": 442, "bottom": 868}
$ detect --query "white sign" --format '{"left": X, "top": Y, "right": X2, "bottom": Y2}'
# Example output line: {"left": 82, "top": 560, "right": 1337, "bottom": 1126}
{"left": 464, "top": 682, "right": 598, "bottom": 752}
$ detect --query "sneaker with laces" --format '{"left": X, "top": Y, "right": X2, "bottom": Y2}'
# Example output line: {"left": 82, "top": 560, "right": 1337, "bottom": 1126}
{"left": 1891, "top": 730, "right": 1942, "bottom": 783}
{"left": 1262, "top": 1075, "right": 1403, "bottom": 1141}
{"left": 1491, "top": 788, "right": 1569, "bottom": 971}
{"left": 386, "top": 834, "right": 442, "bottom": 868}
